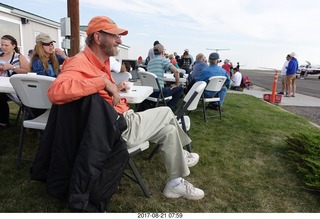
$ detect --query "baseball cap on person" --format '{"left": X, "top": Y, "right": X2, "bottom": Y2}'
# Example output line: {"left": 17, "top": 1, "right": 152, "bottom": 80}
{"left": 86, "top": 16, "right": 128, "bottom": 36}
{"left": 153, "top": 40, "right": 160, "bottom": 46}
{"left": 154, "top": 44, "right": 164, "bottom": 54}
{"left": 209, "top": 52, "right": 220, "bottom": 60}
{"left": 36, "top": 33, "right": 56, "bottom": 44}
{"left": 290, "top": 52, "right": 296, "bottom": 57}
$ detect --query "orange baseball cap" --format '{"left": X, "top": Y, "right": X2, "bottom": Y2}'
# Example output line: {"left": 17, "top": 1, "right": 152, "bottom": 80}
{"left": 86, "top": 16, "right": 128, "bottom": 36}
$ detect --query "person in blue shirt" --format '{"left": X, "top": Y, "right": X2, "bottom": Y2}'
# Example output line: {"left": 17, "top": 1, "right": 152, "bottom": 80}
{"left": 189, "top": 53, "right": 208, "bottom": 87}
{"left": 285, "top": 52, "right": 298, "bottom": 97}
{"left": 195, "top": 52, "right": 230, "bottom": 110}
{"left": 31, "top": 33, "right": 68, "bottom": 77}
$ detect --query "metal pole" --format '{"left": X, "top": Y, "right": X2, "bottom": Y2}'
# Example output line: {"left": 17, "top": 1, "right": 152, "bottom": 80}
{"left": 67, "top": 0, "right": 80, "bottom": 57}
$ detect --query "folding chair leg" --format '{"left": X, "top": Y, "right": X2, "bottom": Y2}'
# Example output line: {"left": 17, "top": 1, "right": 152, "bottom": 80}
{"left": 147, "top": 144, "right": 160, "bottom": 160}
{"left": 202, "top": 99, "right": 207, "bottom": 122}
{"left": 186, "top": 143, "right": 192, "bottom": 152}
{"left": 126, "top": 158, "right": 150, "bottom": 197}
{"left": 16, "top": 125, "right": 25, "bottom": 170}
{"left": 15, "top": 106, "right": 22, "bottom": 127}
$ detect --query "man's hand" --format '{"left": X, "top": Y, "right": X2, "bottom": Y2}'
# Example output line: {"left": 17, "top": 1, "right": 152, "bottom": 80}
{"left": 102, "top": 76, "right": 121, "bottom": 106}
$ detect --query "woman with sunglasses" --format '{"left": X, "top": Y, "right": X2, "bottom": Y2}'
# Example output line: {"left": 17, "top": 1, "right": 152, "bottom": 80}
{"left": 30, "top": 33, "right": 68, "bottom": 77}
{"left": 0, "top": 35, "right": 29, "bottom": 128}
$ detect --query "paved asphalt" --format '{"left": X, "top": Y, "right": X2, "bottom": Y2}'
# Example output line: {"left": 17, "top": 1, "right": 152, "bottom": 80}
{"left": 229, "top": 69, "right": 320, "bottom": 107}
{"left": 241, "top": 69, "right": 320, "bottom": 99}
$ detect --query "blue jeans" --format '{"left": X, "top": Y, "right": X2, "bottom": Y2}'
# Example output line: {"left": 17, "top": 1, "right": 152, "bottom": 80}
{"left": 204, "top": 86, "right": 227, "bottom": 106}
{"left": 150, "top": 85, "right": 183, "bottom": 110}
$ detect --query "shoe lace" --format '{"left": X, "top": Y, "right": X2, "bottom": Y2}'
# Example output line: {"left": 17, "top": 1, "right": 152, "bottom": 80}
{"left": 184, "top": 150, "right": 193, "bottom": 159}
{"left": 181, "top": 179, "right": 195, "bottom": 194}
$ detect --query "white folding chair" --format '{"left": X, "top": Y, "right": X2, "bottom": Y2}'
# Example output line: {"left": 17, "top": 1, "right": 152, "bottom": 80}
{"left": 137, "top": 71, "right": 172, "bottom": 107}
{"left": 9, "top": 74, "right": 55, "bottom": 169}
{"left": 147, "top": 81, "right": 206, "bottom": 159}
{"left": 201, "top": 76, "right": 227, "bottom": 122}
{"left": 111, "top": 71, "right": 132, "bottom": 84}
{"left": 126, "top": 141, "right": 150, "bottom": 197}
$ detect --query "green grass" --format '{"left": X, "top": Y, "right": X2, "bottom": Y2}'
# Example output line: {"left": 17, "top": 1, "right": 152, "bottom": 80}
{"left": 1, "top": 93, "right": 320, "bottom": 212}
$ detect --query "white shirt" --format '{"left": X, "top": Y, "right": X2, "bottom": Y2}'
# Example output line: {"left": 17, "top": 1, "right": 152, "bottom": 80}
{"left": 110, "top": 57, "right": 121, "bottom": 73}
{"left": 231, "top": 71, "right": 242, "bottom": 87}
{"left": 281, "top": 60, "right": 289, "bottom": 76}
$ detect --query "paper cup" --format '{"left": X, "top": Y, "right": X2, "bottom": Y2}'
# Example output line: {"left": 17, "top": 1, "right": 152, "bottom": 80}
{"left": 124, "top": 81, "right": 134, "bottom": 93}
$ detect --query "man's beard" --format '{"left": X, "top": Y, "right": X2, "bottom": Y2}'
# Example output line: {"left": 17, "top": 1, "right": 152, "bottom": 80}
{"left": 100, "top": 38, "right": 118, "bottom": 57}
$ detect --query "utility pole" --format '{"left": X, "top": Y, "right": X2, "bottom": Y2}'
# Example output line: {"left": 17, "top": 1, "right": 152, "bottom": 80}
{"left": 67, "top": 0, "right": 80, "bottom": 56}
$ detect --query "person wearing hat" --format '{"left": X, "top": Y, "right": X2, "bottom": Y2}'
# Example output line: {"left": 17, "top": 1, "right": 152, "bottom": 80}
{"left": 179, "top": 49, "right": 192, "bottom": 74}
{"left": 195, "top": 52, "right": 230, "bottom": 110}
{"left": 285, "top": 52, "right": 298, "bottom": 97}
{"left": 41, "top": 16, "right": 204, "bottom": 207}
{"left": 146, "top": 43, "right": 184, "bottom": 110}
{"left": 30, "top": 33, "right": 68, "bottom": 77}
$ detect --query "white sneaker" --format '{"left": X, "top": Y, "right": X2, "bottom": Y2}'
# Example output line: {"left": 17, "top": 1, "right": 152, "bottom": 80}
{"left": 183, "top": 150, "right": 199, "bottom": 167}
{"left": 163, "top": 179, "right": 205, "bottom": 200}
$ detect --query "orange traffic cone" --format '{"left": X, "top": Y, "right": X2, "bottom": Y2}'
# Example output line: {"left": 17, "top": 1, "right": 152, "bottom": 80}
{"left": 270, "top": 70, "right": 278, "bottom": 103}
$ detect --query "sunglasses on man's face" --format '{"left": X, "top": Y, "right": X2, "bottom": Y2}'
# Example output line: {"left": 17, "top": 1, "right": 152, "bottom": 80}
{"left": 42, "top": 42, "right": 54, "bottom": 47}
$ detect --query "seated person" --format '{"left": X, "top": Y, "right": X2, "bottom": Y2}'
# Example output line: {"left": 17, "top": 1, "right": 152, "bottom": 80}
{"left": 230, "top": 66, "right": 242, "bottom": 90}
{"left": 0, "top": 34, "right": 29, "bottom": 128}
{"left": 195, "top": 52, "right": 230, "bottom": 110}
{"left": 31, "top": 33, "right": 68, "bottom": 77}
{"left": 188, "top": 53, "right": 208, "bottom": 88}
{"left": 46, "top": 16, "right": 204, "bottom": 201}
{"left": 122, "top": 61, "right": 132, "bottom": 72}
{"left": 147, "top": 44, "right": 184, "bottom": 111}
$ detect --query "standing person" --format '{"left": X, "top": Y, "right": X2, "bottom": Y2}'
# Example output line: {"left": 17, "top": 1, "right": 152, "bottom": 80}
{"left": 278, "top": 54, "right": 290, "bottom": 95}
{"left": 31, "top": 33, "right": 68, "bottom": 77}
{"left": 195, "top": 52, "right": 230, "bottom": 110}
{"left": 145, "top": 40, "right": 160, "bottom": 65}
{"left": 46, "top": 16, "right": 204, "bottom": 200}
{"left": 285, "top": 52, "right": 298, "bottom": 97}
{"left": 147, "top": 44, "right": 184, "bottom": 111}
{"left": 0, "top": 35, "right": 29, "bottom": 128}
{"left": 179, "top": 50, "right": 192, "bottom": 74}
{"left": 222, "top": 59, "right": 233, "bottom": 77}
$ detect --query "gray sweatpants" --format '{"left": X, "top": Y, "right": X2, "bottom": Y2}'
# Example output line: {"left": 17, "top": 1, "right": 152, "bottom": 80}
{"left": 122, "top": 106, "right": 191, "bottom": 179}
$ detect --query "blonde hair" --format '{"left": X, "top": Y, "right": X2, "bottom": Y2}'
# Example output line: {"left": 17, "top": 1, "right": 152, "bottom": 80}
{"left": 30, "top": 42, "right": 60, "bottom": 75}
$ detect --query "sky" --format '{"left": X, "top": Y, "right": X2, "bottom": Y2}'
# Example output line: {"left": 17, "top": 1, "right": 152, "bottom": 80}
{"left": 2, "top": 0, "right": 320, "bottom": 70}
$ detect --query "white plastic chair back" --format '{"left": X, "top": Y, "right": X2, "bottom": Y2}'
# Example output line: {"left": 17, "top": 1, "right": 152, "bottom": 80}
{"left": 137, "top": 67, "right": 146, "bottom": 72}
{"left": 111, "top": 71, "right": 132, "bottom": 84}
{"left": 9, "top": 74, "right": 55, "bottom": 109}
{"left": 183, "top": 81, "right": 206, "bottom": 111}
{"left": 205, "top": 76, "right": 227, "bottom": 92}
{"left": 137, "top": 71, "right": 159, "bottom": 90}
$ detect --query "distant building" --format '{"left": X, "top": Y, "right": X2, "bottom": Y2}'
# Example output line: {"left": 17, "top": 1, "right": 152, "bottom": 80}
{"left": 0, "top": 3, "right": 129, "bottom": 59}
